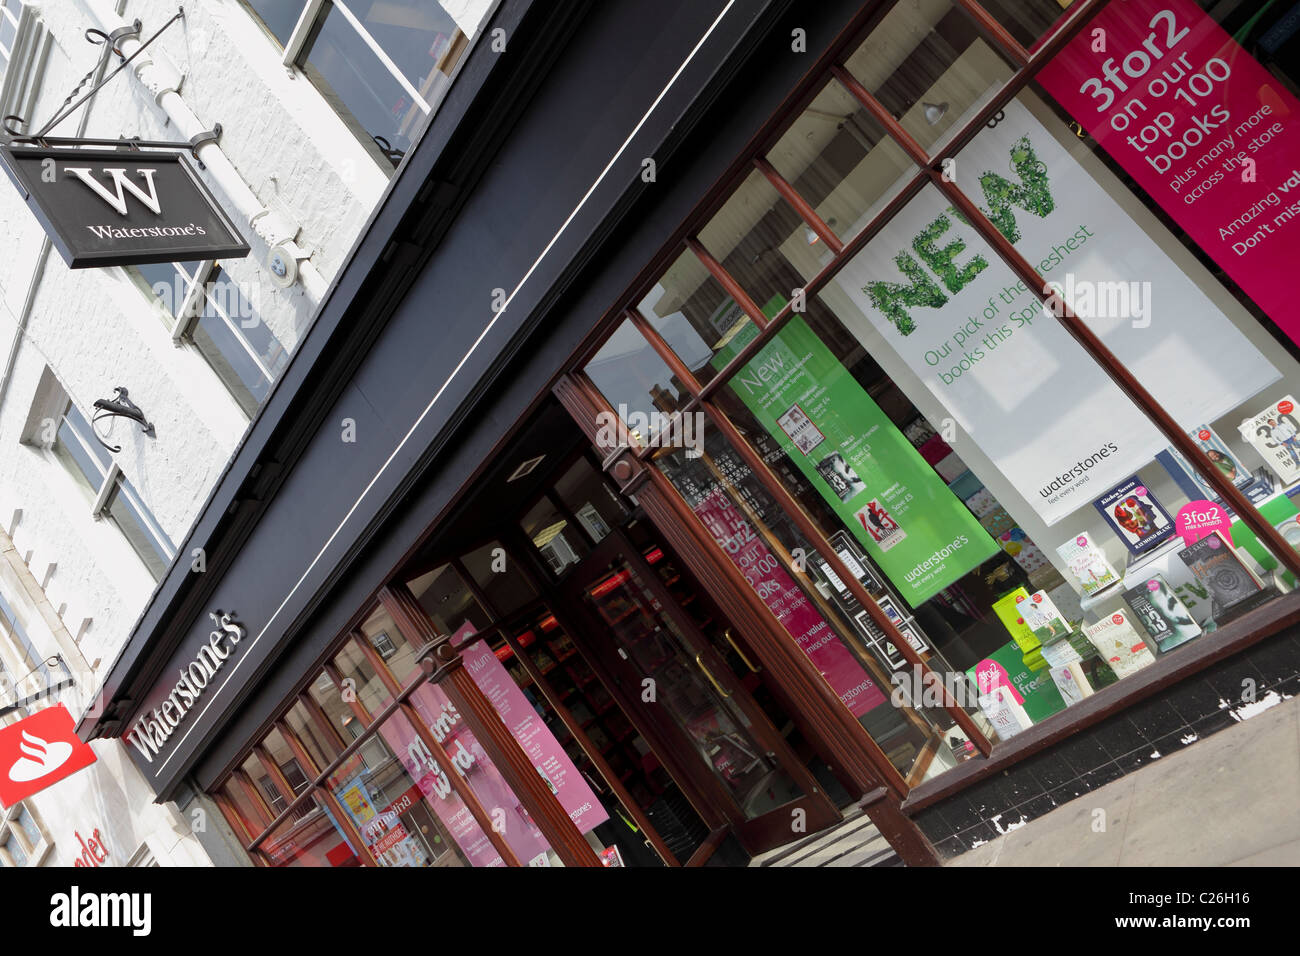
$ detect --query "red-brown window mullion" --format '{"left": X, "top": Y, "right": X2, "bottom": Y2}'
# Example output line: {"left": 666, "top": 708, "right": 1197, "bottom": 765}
{"left": 955, "top": 0, "right": 1030, "bottom": 66}
{"left": 685, "top": 238, "right": 770, "bottom": 330}
{"left": 830, "top": 64, "right": 932, "bottom": 168}
{"left": 253, "top": 743, "right": 298, "bottom": 807}
{"left": 299, "top": 689, "right": 348, "bottom": 755}
{"left": 354, "top": 627, "right": 404, "bottom": 698}
{"left": 213, "top": 787, "right": 258, "bottom": 848}
{"left": 931, "top": 176, "right": 1300, "bottom": 582}
{"left": 696, "top": 399, "right": 994, "bottom": 758}
{"left": 753, "top": 157, "right": 843, "bottom": 255}
{"left": 231, "top": 767, "right": 276, "bottom": 830}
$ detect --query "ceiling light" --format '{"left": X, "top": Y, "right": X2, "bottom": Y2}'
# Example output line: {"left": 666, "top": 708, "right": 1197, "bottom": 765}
{"left": 922, "top": 101, "right": 949, "bottom": 126}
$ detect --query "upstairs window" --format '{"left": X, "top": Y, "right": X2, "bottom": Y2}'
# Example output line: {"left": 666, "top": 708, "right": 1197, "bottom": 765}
{"left": 52, "top": 400, "right": 175, "bottom": 580}
{"left": 242, "top": 0, "right": 494, "bottom": 170}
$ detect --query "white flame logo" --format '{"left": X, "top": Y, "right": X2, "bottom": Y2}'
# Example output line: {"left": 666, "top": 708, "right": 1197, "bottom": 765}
{"left": 8, "top": 730, "right": 73, "bottom": 782}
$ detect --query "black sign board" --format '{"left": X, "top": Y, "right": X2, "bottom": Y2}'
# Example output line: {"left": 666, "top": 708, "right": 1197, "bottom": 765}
{"left": 0, "top": 145, "right": 249, "bottom": 268}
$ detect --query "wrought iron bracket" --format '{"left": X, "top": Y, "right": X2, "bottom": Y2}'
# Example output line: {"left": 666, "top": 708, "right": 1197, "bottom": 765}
{"left": 91, "top": 387, "right": 155, "bottom": 453}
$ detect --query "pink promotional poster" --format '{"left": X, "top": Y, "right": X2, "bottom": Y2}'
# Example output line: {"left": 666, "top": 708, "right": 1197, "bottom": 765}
{"left": 691, "top": 486, "right": 888, "bottom": 716}
{"left": 1038, "top": 0, "right": 1300, "bottom": 345}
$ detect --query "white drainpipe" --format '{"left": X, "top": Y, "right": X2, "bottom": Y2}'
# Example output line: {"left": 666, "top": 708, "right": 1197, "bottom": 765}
{"left": 85, "top": 7, "right": 328, "bottom": 303}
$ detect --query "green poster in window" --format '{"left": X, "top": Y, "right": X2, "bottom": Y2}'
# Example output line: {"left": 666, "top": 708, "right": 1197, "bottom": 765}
{"left": 717, "top": 312, "right": 997, "bottom": 605}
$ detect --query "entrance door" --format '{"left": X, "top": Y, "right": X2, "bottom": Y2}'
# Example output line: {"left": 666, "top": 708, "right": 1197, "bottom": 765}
{"left": 559, "top": 528, "right": 841, "bottom": 854}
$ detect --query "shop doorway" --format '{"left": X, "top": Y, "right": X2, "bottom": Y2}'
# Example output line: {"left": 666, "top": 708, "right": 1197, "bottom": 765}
{"left": 410, "top": 401, "right": 849, "bottom": 862}
{"left": 555, "top": 527, "right": 842, "bottom": 853}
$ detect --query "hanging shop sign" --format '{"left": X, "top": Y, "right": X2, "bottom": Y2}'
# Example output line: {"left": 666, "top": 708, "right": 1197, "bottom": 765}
{"left": 123, "top": 612, "right": 245, "bottom": 764}
{"left": 717, "top": 315, "right": 998, "bottom": 605}
{"left": 0, "top": 704, "right": 97, "bottom": 806}
{"left": 0, "top": 145, "right": 249, "bottom": 268}
{"left": 1038, "top": 0, "right": 1300, "bottom": 350}
{"left": 831, "top": 96, "right": 1277, "bottom": 525}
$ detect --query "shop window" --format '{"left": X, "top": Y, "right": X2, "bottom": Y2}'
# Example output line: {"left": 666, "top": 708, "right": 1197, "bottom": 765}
{"left": 284, "top": 699, "right": 339, "bottom": 770}
{"left": 242, "top": 0, "right": 491, "bottom": 171}
{"left": 764, "top": 77, "right": 917, "bottom": 244}
{"left": 47, "top": 397, "right": 175, "bottom": 581}
{"left": 404, "top": 565, "right": 492, "bottom": 639}
{"left": 652, "top": 415, "right": 980, "bottom": 783}
{"left": 696, "top": 168, "right": 823, "bottom": 311}
{"left": 0, "top": 802, "right": 51, "bottom": 867}
{"left": 584, "top": 317, "right": 694, "bottom": 446}
{"left": 839, "top": 0, "right": 1017, "bottom": 155}
{"left": 635, "top": 250, "right": 757, "bottom": 387}
{"left": 131, "top": 260, "right": 289, "bottom": 417}
{"left": 978, "top": 0, "right": 1082, "bottom": 51}
{"left": 331, "top": 638, "right": 395, "bottom": 716}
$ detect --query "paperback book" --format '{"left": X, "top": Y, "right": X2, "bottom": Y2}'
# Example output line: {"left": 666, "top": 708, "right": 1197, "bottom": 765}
{"left": 1083, "top": 610, "right": 1157, "bottom": 679}
{"left": 1177, "top": 532, "right": 1266, "bottom": 616}
{"left": 1122, "top": 574, "right": 1202, "bottom": 653}
{"left": 1188, "top": 425, "right": 1253, "bottom": 489}
{"left": 1239, "top": 396, "right": 1300, "bottom": 487}
{"left": 1093, "top": 476, "right": 1174, "bottom": 556}
{"left": 1056, "top": 532, "right": 1121, "bottom": 596}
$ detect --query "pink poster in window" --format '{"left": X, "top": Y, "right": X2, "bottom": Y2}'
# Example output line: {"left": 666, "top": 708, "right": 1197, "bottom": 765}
{"left": 454, "top": 626, "right": 609, "bottom": 834}
{"left": 691, "top": 487, "right": 887, "bottom": 716}
{"left": 1038, "top": 0, "right": 1300, "bottom": 345}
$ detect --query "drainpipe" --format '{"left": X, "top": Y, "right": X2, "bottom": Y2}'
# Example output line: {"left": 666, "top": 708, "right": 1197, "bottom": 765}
{"left": 83, "top": 6, "right": 328, "bottom": 303}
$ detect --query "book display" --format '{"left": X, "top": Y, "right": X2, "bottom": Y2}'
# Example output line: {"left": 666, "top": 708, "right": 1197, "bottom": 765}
{"left": 1239, "top": 396, "right": 1300, "bottom": 488}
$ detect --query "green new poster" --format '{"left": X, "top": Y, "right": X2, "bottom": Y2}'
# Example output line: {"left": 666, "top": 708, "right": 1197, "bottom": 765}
{"left": 718, "top": 313, "right": 997, "bottom": 605}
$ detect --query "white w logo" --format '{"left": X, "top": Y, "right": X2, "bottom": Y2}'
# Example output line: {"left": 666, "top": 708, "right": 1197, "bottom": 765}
{"left": 64, "top": 166, "right": 162, "bottom": 216}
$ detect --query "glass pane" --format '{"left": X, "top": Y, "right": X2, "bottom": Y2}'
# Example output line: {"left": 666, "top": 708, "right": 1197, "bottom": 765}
{"left": 134, "top": 262, "right": 189, "bottom": 317}
{"left": 358, "top": 604, "right": 423, "bottom": 685}
{"left": 551, "top": 458, "right": 629, "bottom": 545}
{"left": 696, "top": 168, "right": 822, "bottom": 309}
{"left": 841, "top": 0, "right": 1016, "bottom": 155}
{"left": 5, "top": 833, "right": 28, "bottom": 867}
{"left": 284, "top": 700, "right": 338, "bottom": 771}
{"left": 261, "top": 793, "right": 368, "bottom": 867}
{"left": 16, "top": 809, "right": 39, "bottom": 847}
{"left": 343, "top": 0, "right": 461, "bottom": 94}
{"left": 520, "top": 498, "right": 588, "bottom": 576}
{"left": 192, "top": 298, "right": 274, "bottom": 417}
{"left": 584, "top": 318, "right": 695, "bottom": 452}
{"left": 332, "top": 638, "right": 394, "bottom": 715}
{"left": 461, "top": 541, "right": 538, "bottom": 616}
{"left": 405, "top": 564, "right": 493, "bottom": 638}
{"left": 104, "top": 479, "right": 173, "bottom": 580}
{"left": 654, "top": 421, "right": 971, "bottom": 783}
{"left": 766, "top": 78, "right": 916, "bottom": 243}
{"left": 60, "top": 402, "right": 111, "bottom": 474}
{"left": 219, "top": 779, "right": 271, "bottom": 840}
{"left": 636, "top": 250, "right": 755, "bottom": 387}
{"left": 578, "top": 557, "right": 804, "bottom": 817}
{"left": 303, "top": 3, "right": 421, "bottom": 166}
{"left": 262, "top": 727, "right": 314, "bottom": 793}
{"left": 308, "top": 670, "right": 362, "bottom": 744}
{"left": 243, "top": 0, "right": 306, "bottom": 46}
{"left": 207, "top": 267, "right": 289, "bottom": 376}
{"left": 324, "top": 714, "right": 477, "bottom": 867}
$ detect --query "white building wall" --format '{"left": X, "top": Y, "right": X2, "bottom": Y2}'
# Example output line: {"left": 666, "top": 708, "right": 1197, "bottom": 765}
{"left": 0, "top": 0, "right": 423, "bottom": 864}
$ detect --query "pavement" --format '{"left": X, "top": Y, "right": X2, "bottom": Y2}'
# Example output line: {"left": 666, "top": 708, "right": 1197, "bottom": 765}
{"left": 946, "top": 689, "right": 1300, "bottom": 867}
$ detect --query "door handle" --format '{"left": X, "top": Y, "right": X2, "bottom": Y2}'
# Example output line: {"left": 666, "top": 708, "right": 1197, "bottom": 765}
{"left": 723, "top": 629, "right": 760, "bottom": 673}
{"left": 695, "top": 654, "right": 731, "bottom": 698}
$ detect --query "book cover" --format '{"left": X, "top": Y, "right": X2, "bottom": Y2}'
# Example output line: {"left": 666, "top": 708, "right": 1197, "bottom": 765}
{"left": 1018, "top": 590, "right": 1073, "bottom": 644}
{"left": 1122, "top": 574, "right": 1202, "bottom": 653}
{"left": 1056, "top": 532, "right": 1121, "bottom": 595}
{"left": 1188, "top": 425, "right": 1253, "bottom": 489}
{"left": 1238, "top": 396, "right": 1300, "bottom": 487}
{"left": 1093, "top": 475, "right": 1174, "bottom": 556}
{"left": 1178, "top": 533, "right": 1264, "bottom": 612}
{"left": 1083, "top": 611, "right": 1157, "bottom": 679}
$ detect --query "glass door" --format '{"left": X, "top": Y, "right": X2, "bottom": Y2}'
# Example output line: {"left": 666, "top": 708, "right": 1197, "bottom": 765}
{"left": 560, "top": 529, "right": 841, "bottom": 853}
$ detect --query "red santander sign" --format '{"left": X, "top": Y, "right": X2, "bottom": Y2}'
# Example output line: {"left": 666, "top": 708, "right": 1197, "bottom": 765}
{"left": 0, "top": 705, "right": 96, "bottom": 806}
